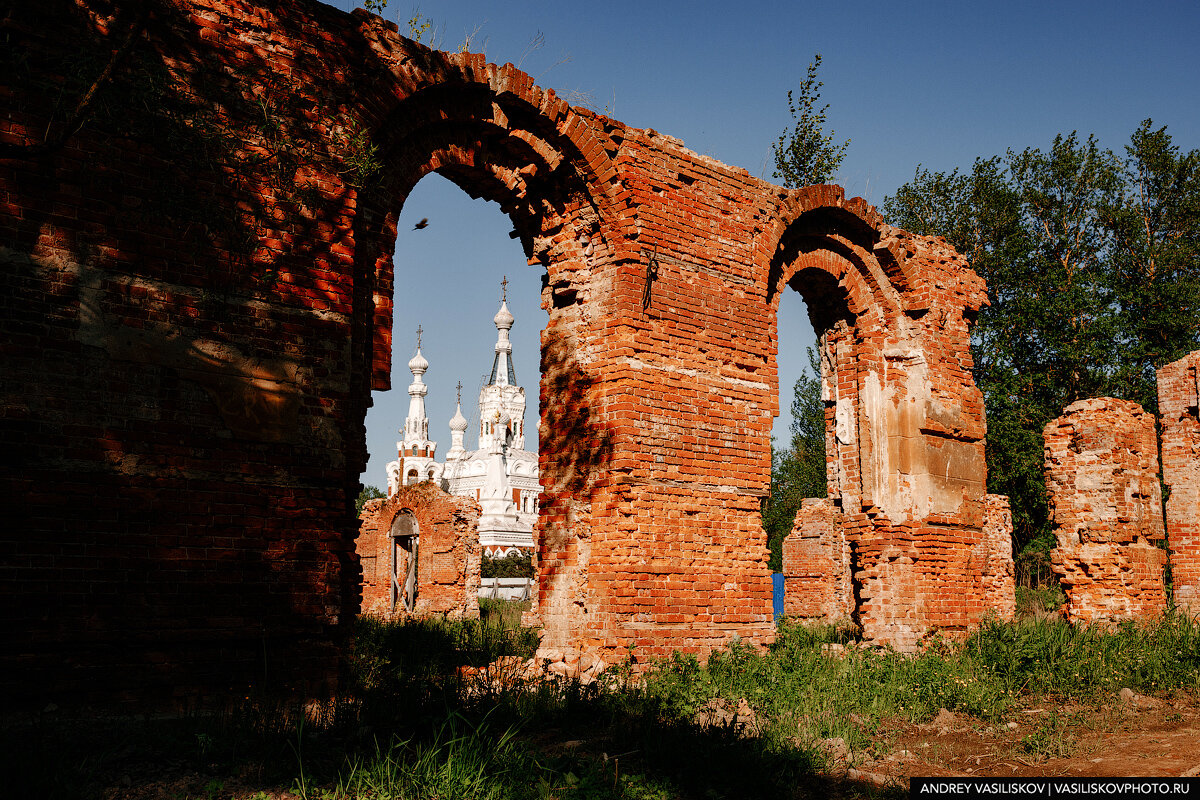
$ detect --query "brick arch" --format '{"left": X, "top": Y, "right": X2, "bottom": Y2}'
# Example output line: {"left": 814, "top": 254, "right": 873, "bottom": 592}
{"left": 760, "top": 187, "right": 993, "bottom": 649}
{"left": 3, "top": 0, "right": 1006, "bottom": 704}
{"left": 347, "top": 26, "right": 636, "bottom": 263}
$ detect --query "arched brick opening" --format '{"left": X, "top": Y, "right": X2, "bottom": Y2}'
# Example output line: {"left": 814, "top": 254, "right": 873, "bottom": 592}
{"left": 343, "top": 52, "right": 640, "bottom": 660}
{"left": 765, "top": 188, "right": 992, "bottom": 649}
{"left": 1, "top": 0, "right": 998, "bottom": 703}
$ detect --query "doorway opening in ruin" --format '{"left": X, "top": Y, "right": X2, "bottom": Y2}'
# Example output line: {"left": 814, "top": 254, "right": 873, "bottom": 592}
{"left": 768, "top": 221, "right": 861, "bottom": 624}
{"left": 360, "top": 172, "right": 547, "bottom": 564}
{"left": 765, "top": 287, "right": 822, "bottom": 569}
{"left": 390, "top": 511, "right": 419, "bottom": 612}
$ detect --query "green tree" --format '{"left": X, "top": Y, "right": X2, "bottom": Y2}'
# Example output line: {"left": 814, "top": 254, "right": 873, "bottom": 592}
{"left": 883, "top": 123, "right": 1200, "bottom": 556}
{"left": 764, "top": 348, "right": 827, "bottom": 571}
{"left": 1103, "top": 120, "right": 1200, "bottom": 411}
{"left": 356, "top": 484, "right": 386, "bottom": 517}
{"left": 772, "top": 54, "right": 850, "bottom": 188}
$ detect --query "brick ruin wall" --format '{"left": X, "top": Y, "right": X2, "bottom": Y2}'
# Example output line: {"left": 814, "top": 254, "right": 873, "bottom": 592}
{"left": 357, "top": 483, "right": 480, "bottom": 619}
{"left": 1158, "top": 352, "right": 1200, "bottom": 616}
{"left": 781, "top": 498, "right": 852, "bottom": 621}
{"left": 1044, "top": 398, "right": 1167, "bottom": 625}
{"left": 981, "top": 495, "right": 1015, "bottom": 622}
{"left": 2, "top": 0, "right": 995, "bottom": 703}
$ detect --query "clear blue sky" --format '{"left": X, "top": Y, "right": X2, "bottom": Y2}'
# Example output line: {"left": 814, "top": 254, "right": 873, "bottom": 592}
{"left": 333, "top": 0, "right": 1200, "bottom": 486}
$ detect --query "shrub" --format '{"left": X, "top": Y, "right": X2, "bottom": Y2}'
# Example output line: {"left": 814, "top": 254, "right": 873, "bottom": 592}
{"left": 482, "top": 551, "right": 534, "bottom": 579}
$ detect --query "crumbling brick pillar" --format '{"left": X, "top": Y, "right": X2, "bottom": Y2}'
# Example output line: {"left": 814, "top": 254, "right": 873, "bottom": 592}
{"left": 770, "top": 225, "right": 990, "bottom": 650}
{"left": 781, "top": 498, "right": 852, "bottom": 620}
{"left": 356, "top": 483, "right": 480, "bottom": 620}
{"left": 1043, "top": 398, "right": 1167, "bottom": 624}
{"left": 1158, "top": 351, "right": 1200, "bottom": 616}
{"left": 982, "top": 494, "right": 1015, "bottom": 621}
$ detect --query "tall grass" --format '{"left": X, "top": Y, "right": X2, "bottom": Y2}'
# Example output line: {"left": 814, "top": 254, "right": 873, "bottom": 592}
{"left": 963, "top": 611, "right": 1200, "bottom": 698}
{"left": 12, "top": 602, "right": 1200, "bottom": 799}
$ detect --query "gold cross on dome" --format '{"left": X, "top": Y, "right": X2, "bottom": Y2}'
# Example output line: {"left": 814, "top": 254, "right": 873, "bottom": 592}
{"left": 501, "top": 275, "right": 508, "bottom": 302}
{"left": 456, "top": 380, "right": 463, "bottom": 404}
{"left": 415, "top": 324, "right": 423, "bottom": 348}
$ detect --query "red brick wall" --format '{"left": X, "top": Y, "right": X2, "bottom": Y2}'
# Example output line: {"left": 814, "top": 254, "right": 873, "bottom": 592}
{"left": 1044, "top": 398, "right": 1167, "bottom": 624}
{"left": 2, "top": 0, "right": 994, "bottom": 703}
{"left": 982, "top": 495, "right": 1015, "bottom": 622}
{"left": 781, "top": 498, "right": 853, "bottom": 621}
{"left": 1157, "top": 352, "right": 1200, "bottom": 615}
{"left": 357, "top": 483, "right": 480, "bottom": 619}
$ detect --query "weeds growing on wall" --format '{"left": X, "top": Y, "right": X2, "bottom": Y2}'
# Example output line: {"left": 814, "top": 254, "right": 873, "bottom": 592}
{"left": 12, "top": 606, "right": 1200, "bottom": 799}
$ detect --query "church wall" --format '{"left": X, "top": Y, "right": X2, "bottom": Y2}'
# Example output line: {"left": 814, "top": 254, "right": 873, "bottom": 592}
{"left": 1044, "top": 398, "right": 1167, "bottom": 624}
{"left": 3, "top": 0, "right": 997, "bottom": 702}
{"left": 1158, "top": 351, "right": 1200, "bottom": 616}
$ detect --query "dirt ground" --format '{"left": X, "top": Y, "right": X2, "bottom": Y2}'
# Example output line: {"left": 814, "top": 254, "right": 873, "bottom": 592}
{"left": 840, "top": 689, "right": 1200, "bottom": 787}
{"left": 33, "top": 690, "right": 1200, "bottom": 798}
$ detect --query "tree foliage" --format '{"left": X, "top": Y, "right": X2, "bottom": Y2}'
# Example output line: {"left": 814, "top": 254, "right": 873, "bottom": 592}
{"left": 481, "top": 551, "right": 534, "bottom": 579}
{"left": 764, "top": 348, "right": 827, "bottom": 571}
{"left": 772, "top": 54, "right": 850, "bottom": 188}
{"left": 356, "top": 484, "right": 386, "bottom": 517}
{"left": 883, "top": 121, "right": 1200, "bottom": 554}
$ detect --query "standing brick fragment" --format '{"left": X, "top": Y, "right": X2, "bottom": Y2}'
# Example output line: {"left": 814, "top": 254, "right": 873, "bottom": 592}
{"left": 1157, "top": 351, "right": 1200, "bottom": 616}
{"left": 357, "top": 482, "right": 481, "bottom": 620}
{"left": 1044, "top": 398, "right": 1167, "bottom": 624}
{"left": 982, "top": 494, "right": 1015, "bottom": 621}
{"left": 781, "top": 498, "right": 852, "bottom": 621}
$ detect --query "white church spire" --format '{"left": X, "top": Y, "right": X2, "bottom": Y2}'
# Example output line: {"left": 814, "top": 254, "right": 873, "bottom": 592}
{"left": 488, "top": 276, "right": 517, "bottom": 387}
{"left": 403, "top": 325, "right": 432, "bottom": 450}
{"left": 479, "top": 278, "right": 527, "bottom": 451}
{"left": 446, "top": 380, "right": 468, "bottom": 462}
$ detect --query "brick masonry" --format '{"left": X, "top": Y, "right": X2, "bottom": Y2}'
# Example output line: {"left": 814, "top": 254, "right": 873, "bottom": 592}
{"left": 781, "top": 498, "right": 853, "bottom": 621}
{"left": 356, "top": 483, "right": 480, "bottom": 620}
{"left": 1157, "top": 351, "right": 1200, "bottom": 616}
{"left": 982, "top": 494, "right": 1015, "bottom": 622}
{"left": 1044, "top": 398, "right": 1167, "bottom": 625}
{"left": 2, "top": 0, "right": 994, "bottom": 703}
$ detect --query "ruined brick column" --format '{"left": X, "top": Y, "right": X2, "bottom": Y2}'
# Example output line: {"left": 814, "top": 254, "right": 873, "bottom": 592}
{"left": 1157, "top": 351, "right": 1200, "bottom": 616}
{"left": 982, "top": 495, "right": 1015, "bottom": 621}
{"left": 1043, "top": 398, "right": 1167, "bottom": 624}
{"left": 781, "top": 498, "right": 853, "bottom": 620}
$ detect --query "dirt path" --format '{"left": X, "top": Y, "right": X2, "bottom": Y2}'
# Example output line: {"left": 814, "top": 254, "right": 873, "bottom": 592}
{"left": 843, "top": 690, "right": 1200, "bottom": 785}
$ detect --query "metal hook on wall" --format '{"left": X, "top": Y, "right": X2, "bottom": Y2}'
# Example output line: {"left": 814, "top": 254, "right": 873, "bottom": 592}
{"left": 642, "top": 247, "right": 660, "bottom": 312}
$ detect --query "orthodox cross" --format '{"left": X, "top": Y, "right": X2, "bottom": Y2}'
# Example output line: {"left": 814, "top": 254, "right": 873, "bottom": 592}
{"left": 415, "top": 324, "right": 423, "bottom": 349}
{"left": 456, "top": 380, "right": 463, "bottom": 405}
{"left": 501, "top": 275, "right": 508, "bottom": 302}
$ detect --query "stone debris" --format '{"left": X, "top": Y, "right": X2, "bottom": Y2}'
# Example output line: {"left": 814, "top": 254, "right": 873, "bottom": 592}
{"left": 1118, "top": 687, "right": 1165, "bottom": 711}
{"left": 694, "top": 697, "right": 760, "bottom": 735}
{"left": 918, "top": 707, "right": 968, "bottom": 736}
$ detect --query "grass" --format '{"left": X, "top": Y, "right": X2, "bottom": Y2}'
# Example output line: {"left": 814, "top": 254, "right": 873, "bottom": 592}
{"left": 9, "top": 603, "right": 1200, "bottom": 799}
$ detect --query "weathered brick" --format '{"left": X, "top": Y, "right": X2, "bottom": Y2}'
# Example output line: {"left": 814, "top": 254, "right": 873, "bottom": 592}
{"left": 1044, "top": 398, "right": 1167, "bottom": 624}
{"left": 2, "top": 0, "right": 997, "bottom": 705}
{"left": 1157, "top": 352, "right": 1200, "bottom": 615}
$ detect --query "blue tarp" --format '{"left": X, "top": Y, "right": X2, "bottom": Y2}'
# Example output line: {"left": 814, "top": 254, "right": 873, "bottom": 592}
{"left": 772, "top": 573, "right": 784, "bottom": 621}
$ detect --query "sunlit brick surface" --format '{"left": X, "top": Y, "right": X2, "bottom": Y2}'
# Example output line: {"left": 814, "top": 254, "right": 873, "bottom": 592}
{"left": 1045, "top": 398, "right": 1167, "bottom": 624}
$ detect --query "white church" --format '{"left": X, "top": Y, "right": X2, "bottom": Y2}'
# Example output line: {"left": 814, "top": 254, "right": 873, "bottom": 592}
{"left": 385, "top": 286, "right": 541, "bottom": 558}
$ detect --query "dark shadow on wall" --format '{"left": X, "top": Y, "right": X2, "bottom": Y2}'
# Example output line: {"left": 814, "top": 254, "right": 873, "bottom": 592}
{"left": 0, "top": 0, "right": 462, "bottom": 705}
{"left": 536, "top": 325, "right": 613, "bottom": 597}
